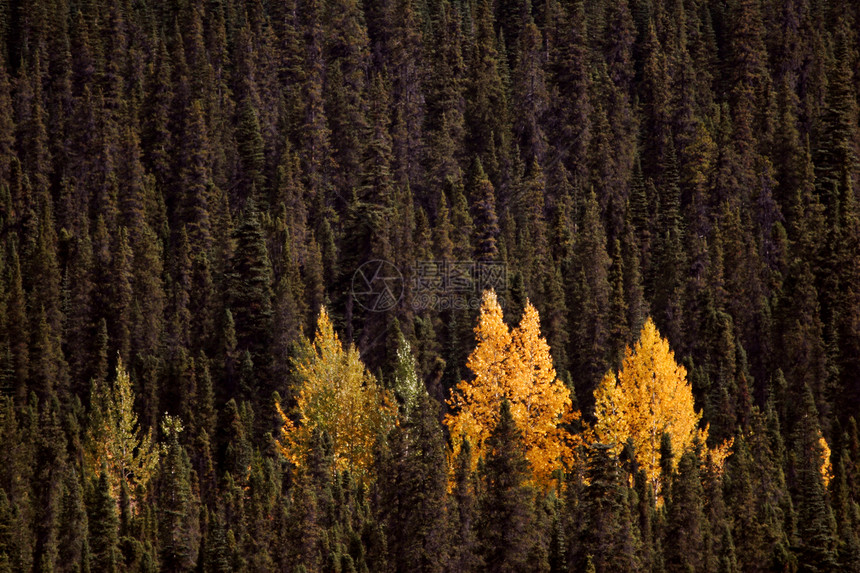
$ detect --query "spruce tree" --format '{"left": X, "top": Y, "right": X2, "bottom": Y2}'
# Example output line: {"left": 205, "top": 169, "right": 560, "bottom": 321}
{"left": 226, "top": 200, "right": 274, "bottom": 401}
{"left": 451, "top": 439, "right": 482, "bottom": 572}
{"left": 567, "top": 190, "right": 611, "bottom": 417}
{"left": 478, "top": 400, "right": 540, "bottom": 572}
{"left": 790, "top": 386, "right": 838, "bottom": 572}
{"left": 570, "top": 443, "right": 636, "bottom": 573}
{"left": 379, "top": 393, "right": 451, "bottom": 572}
{"left": 88, "top": 468, "right": 120, "bottom": 573}
{"left": 57, "top": 467, "right": 90, "bottom": 573}
{"left": 468, "top": 158, "right": 500, "bottom": 262}
{"left": 0, "top": 489, "right": 32, "bottom": 573}
{"left": 664, "top": 451, "right": 706, "bottom": 573}
{"left": 157, "top": 416, "right": 200, "bottom": 572}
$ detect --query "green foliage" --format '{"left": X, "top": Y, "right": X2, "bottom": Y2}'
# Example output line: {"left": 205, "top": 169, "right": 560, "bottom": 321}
{"left": 570, "top": 443, "right": 637, "bottom": 573}
{"left": 88, "top": 468, "right": 119, "bottom": 573}
{"left": 157, "top": 416, "right": 200, "bottom": 572}
{"left": 378, "top": 393, "right": 451, "bottom": 572}
{"left": 478, "top": 400, "right": 542, "bottom": 572}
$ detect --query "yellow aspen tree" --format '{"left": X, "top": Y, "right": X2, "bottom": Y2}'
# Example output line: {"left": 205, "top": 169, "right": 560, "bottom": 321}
{"left": 593, "top": 318, "right": 707, "bottom": 494}
{"left": 86, "top": 356, "right": 160, "bottom": 503}
{"left": 445, "top": 290, "right": 575, "bottom": 486}
{"left": 276, "top": 306, "right": 395, "bottom": 482}
{"left": 509, "top": 301, "right": 576, "bottom": 481}
{"left": 819, "top": 434, "right": 832, "bottom": 486}
{"left": 445, "top": 289, "right": 512, "bottom": 470}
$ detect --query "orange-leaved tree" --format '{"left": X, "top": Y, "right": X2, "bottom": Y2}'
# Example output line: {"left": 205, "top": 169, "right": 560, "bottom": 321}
{"left": 276, "top": 306, "right": 396, "bottom": 482}
{"left": 445, "top": 289, "right": 576, "bottom": 486}
{"left": 593, "top": 318, "right": 709, "bottom": 494}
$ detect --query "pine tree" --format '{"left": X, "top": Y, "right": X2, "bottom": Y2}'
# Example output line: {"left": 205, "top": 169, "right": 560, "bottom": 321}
{"left": 567, "top": 189, "right": 611, "bottom": 416}
{"left": 466, "top": 0, "right": 511, "bottom": 181}
{"left": 450, "top": 439, "right": 482, "bottom": 571}
{"left": 607, "top": 238, "right": 630, "bottom": 366}
{"left": 424, "top": 0, "right": 465, "bottom": 193}
{"left": 664, "top": 451, "right": 707, "bottom": 572}
{"left": 57, "top": 467, "right": 90, "bottom": 573}
{"left": 220, "top": 399, "right": 252, "bottom": 485}
{"left": 478, "top": 400, "right": 540, "bottom": 572}
{"left": 790, "top": 386, "right": 838, "bottom": 571}
{"left": 547, "top": 0, "right": 590, "bottom": 187}
{"left": 88, "top": 467, "right": 120, "bottom": 573}
{"left": 226, "top": 200, "right": 275, "bottom": 399}
{"left": 570, "top": 443, "right": 636, "bottom": 573}
{"left": 468, "top": 159, "right": 500, "bottom": 262}
{"left": 4, "top": 243, "right": 28, "bottom": 402}
{"left": 0, "top": 487, "right": 32, "bottom": 572}
{"left": 157, "top": 416, "right": 200, "bottom": 572}
{"left": 379, "top": 392, "right": 451, "bottom": 573}
{"left": 32, "top": 400, "right": 67, "bottom": 571}
{"left": 831, "top": 441, "right": 860, "bottom": 570}
{"left": 511, "top": 19, "right": 548, "bottom": 165}
{"left": 235, "top": 96, "right": 266, "bottom": 200}
{"left": 177, "top": 99, "right": 213, "bottom": 255}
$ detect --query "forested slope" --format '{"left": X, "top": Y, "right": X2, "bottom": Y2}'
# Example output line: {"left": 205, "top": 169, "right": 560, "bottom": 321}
{"left": 0, "top": 0, "right": 860, "bottom": 571}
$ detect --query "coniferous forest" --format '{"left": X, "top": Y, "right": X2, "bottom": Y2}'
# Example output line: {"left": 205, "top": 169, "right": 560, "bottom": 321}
{"left": 1, "top": 0, "right": 860, "bottom": 571}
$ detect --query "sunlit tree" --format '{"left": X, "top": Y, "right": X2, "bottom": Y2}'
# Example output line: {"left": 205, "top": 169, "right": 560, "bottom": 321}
{"left": 445, "top": 290, "right": 576, "bottom": 486}
{"left": 593, "top": 318, "right": 707, "bottom": 494}
{"left": 85, "top": 356, "right": 160, "bottom": 503}
{"left": 276, "top": 307, "right": 396, "bottom": 482}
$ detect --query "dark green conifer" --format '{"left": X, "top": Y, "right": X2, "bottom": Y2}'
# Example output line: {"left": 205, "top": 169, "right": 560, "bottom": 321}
{"left": 88, "top": 468, "right": 119, "bottom": 573}
{"left": 664, "top": 451, "right": 706, "bottom": 572}
{"left": 468, "top": 158, "right": 500, "bottom": 262}
{"left": 450, "top": 438, "right": 482, "bottom": 571}
{"left": 226, "top": 201, "right": 274, "bottom": 398}
{"left": 570, "top": 443, "right": 636, "bottom": 573}
{"left": 379, "top": 393, "right": 451, "bottom": 572}
{"left": 790, "top": 386, "right": 838, "bottom": 571}
{"left": 157, "top": 417, "right": 200, "bottom": 572}
{"left": 478, "top": 400, "right": 541, "bottom": 572}
{"left": 58, "top": 467, "right": 90, "bottom": 573}
{"left": 567, "top": 190, "right": 611, "bottom": 417}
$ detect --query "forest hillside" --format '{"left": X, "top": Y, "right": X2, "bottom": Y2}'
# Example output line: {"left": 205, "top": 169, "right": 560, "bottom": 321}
{"left": 0, "top": 0, "right": 859, "bottom": 571}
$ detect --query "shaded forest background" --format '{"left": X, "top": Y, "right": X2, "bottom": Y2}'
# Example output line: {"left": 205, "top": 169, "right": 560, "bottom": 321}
{"left": 1, "top": 0, "right": 860, "bottom": 571}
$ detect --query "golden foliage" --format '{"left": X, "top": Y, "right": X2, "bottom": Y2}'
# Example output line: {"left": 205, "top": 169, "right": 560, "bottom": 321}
{"left": 444, "top": 290, "right": 576, "bottom": 486}
{"left": 819, "top": 433, "right": 833, "bottom": 487}
{"left": 593, "top": 318, "right": 707, "bottom": 492}
{"left": 705, "top": 436, "right": 734, "bottom": 477}
{"left": 276, "top": 307, "right": 396, "bottom": 482}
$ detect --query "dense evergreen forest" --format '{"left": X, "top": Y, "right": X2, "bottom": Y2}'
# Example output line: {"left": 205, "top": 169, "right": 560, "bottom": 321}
{"left": 1, "top": 0, "right": 860, "bottom": 570}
